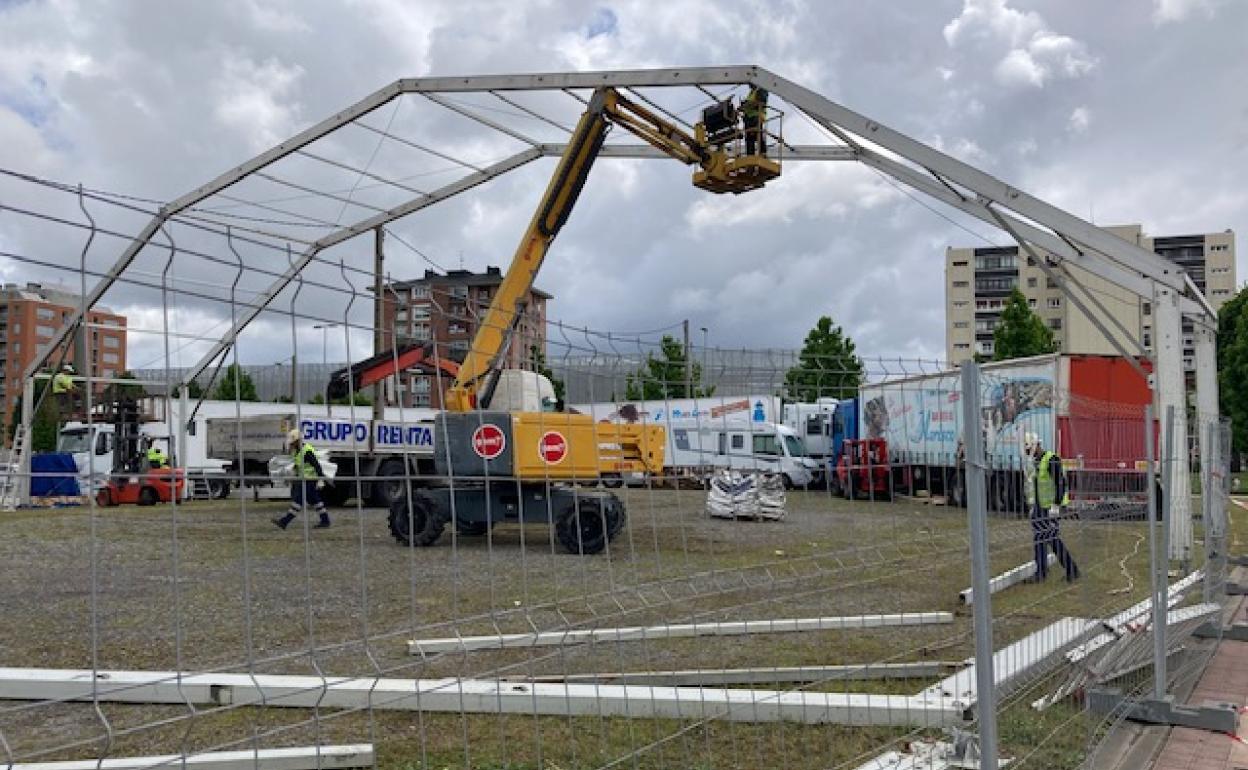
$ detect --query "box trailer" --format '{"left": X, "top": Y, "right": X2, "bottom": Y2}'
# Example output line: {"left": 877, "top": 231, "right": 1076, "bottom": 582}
{"left": 850, "top": 354, "right": 1152, "bottom": 511}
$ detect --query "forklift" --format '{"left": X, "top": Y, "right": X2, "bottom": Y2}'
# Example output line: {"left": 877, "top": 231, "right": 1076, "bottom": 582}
{"left": 95, "top": 396, "right": 185, "bottom": 507}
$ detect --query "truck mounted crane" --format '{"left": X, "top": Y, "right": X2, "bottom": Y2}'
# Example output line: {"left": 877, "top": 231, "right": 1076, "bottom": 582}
{"left": 388, "top": 87, "right": 781, "bottom": 554}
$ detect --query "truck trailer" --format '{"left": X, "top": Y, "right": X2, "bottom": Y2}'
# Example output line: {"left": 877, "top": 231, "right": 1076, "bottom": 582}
{"left": 832, "top": 354, "right": 1153, "bottom": 512}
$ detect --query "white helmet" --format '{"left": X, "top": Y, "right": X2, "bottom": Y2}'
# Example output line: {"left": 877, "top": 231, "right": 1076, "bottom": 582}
{"left": 1023, "top": 431, "right": 1040, "bottom": 452}
{"left": 287, "top": 428, "right": 302, "bottom": 444}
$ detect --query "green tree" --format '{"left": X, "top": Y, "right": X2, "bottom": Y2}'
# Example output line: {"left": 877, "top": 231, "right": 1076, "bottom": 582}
{"left": 310, "top": 392, "right": 371, "bottom": 406}
{"left": 784, "top": 316, "right": 864, "bottom": 402}
{"left": 7, "top": 385, "right": 60, "bottom": 452}
{"left": 529, "top": 345, "right": 566, "bottom": 409}
{"left": 1217, "top": 288, "right": 1248, "bottom": 456}
{"left": 992, "top": 288, "right": 1055, "bottom": 361}
{"left": 101, "top": 370, "right": 146, "bottom": 402}
{"left": 625, "top": 335, "right": 713, "bottom": 400}
{"left": 211, "top": 364, "right": 259, "bottom": 402}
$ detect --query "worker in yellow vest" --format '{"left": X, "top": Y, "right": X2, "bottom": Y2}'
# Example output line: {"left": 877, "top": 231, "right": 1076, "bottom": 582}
{"left": 146, "top": 442, "right": 169, "bottom": 469}
{"left": 273, "top": 428, "right": 331, "bottom": 530}
{"left": 52, "top": 363, "right": 76, "bottom": 421}
{"left": 741, "top": 86, "right": 768, "bottom": 156}
{"left": 1023, "top": 432, "right": 1079, "bottom": 582}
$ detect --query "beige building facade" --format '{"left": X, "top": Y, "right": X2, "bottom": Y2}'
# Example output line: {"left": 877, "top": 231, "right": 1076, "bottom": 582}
{"left": 945, "top": 225, "right": 1237, "bottom": 368}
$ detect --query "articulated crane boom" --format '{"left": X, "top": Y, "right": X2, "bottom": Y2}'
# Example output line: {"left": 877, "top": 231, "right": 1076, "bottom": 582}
{"left": 445, "top": 87, "right": 778, "bottom": 411}
{"left": 388, "top": 86, "right": 780, "bottom": 555}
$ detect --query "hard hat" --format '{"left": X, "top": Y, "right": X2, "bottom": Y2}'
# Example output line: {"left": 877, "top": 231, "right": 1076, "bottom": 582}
{"left": 287, "top": 428, "right": 302, "bottom": 443}
{"left": 1023, "top": 431, "right": 1040, "bottom": 451}
{"left": 62, "top": 363, "right": 74, "bottom": 372}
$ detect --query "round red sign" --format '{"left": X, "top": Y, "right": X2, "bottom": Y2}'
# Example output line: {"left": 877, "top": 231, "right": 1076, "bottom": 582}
{"left": 471, "top": 424, "right": 506, "bottom": 459}
{"left": 538, "top": 431, "right": 568, "bottom": 464}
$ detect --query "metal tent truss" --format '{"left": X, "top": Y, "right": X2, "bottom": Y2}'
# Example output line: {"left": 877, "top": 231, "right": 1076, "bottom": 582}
{"left": 27, "top": 64, "right": 1217, "bottom": 540}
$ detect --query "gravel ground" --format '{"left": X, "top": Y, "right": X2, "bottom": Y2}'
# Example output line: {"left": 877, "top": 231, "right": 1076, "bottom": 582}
{"left": 0, "top": 487, "right": 1166, "bottom": 769}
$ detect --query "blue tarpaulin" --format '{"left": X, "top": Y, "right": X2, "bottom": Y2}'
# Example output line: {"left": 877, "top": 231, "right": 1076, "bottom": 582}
{"left": 30, "top": 453, "right": 80, "bottom": 497}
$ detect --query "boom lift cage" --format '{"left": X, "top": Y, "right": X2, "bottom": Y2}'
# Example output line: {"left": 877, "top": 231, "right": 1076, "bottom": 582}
{"left": 22, "top": 64, "right": 1218, "bottom": 558}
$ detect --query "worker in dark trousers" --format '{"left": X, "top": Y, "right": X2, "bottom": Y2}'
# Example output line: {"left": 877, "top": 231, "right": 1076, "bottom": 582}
{"left": 1023, "top": 432, "right": 1079, "bottom": 582}
{"left": 742, "top": 86, "right": 768, "bottom": 156}
{"left": 273, "top": 429, "right": 331, "bottom": 530}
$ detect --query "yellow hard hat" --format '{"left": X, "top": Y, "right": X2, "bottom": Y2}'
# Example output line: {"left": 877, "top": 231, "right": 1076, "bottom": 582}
{"left": 287, "top": 428, "right": 302, "bottom": 443}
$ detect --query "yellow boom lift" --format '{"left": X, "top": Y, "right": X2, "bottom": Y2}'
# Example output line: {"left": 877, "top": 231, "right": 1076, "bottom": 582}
{"left": 388, "top": 87, "right": 780, "bottom": 553}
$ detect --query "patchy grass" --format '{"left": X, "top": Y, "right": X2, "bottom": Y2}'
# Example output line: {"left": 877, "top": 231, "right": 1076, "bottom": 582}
{"left": 0, "top": 488, "right": 1238, "bottom": 769}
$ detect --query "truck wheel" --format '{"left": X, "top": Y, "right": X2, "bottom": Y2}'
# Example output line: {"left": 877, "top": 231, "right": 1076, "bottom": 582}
{"left": 96, "top": 489, "right": 113, "bottom": 507}
{"left": 208, "top": 479, "right": 231, "bottom": 499}
{"left": 600, "top": 473, "right": 624, "bottom": 489}
{"left": 388, "top": 492, "right": 445, "bottom": 547}
{"left": 556, "top": 498, "right": 610, "bottom": 555}
{"left": 371, "top": 459, "right": 408, "bottom": 508}
{"left": 138, "top": 487, "right": 159, "bottom": 506}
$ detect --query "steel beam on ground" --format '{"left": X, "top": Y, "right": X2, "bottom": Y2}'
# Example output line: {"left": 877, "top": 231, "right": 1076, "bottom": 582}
{"left": 915, "top": 617, "right": 1092, "bottom": 713}
{"left": 407, "top": 612, "right": 954, "bottom": 654}
{"left": 0, "top": 668, "right": 965, "bottom": 727}
{"left": 512, "top": 662, "right": 964, "bottom": 687}
{"left": 11, "top": 746, "right": 375, "bottom": 770}
{"left": 959, "top": 554, "right": 1056, "bottom": 605}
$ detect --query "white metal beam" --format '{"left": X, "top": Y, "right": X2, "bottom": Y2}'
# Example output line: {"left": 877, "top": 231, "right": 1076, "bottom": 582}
{"left": 959, "top": 554, "right": 1055, "bottom": 605}
{"left": 758, "top": 68, "right": 1191, "bottom": 298}
{"left": 395, "top": 66, "right": 759, "bottom": 93}
{"left": 540, "top": 143, "right": 856, "bottom": 160}
{"left": 11, "top": 746, "right": 375, "bottom": 770}
{"left": 1155, "top": 286, "right": 1193, "bottom": 562}
{"left": 181, "top": 148, "right": 542, "bottom": 385}
{"left": 407, "top": 612, "right": 954, "bottom": 654}
{"left": 0, "top": 668, "right": 965, "bottom": 727}
{"left": 511, "top": 661, "right": 964, "bottom": 686}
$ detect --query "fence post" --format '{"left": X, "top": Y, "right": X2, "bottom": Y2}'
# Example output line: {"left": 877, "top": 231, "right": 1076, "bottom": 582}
{"left": 960, "top": 362, "right": 998, "bottom": 770}
{"left": 1145, "top": 404, "right": 1167, "bottom": 700}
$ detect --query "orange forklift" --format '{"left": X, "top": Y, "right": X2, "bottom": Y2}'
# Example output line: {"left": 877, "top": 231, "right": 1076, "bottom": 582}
{"left": 95, "top": 396, "right": 185, "bottom": 506}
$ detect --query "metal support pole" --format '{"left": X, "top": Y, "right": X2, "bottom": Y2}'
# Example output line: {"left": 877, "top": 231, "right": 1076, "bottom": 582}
{"left": 17, "top": 376, "right": 33, "bottom": 505}
{"left": 1203, "top": 420, "right": 1222, "bottom": 602}
{"left": 373, "top": 226, "right": 385, "bottom": 419}
{"left": 1154, "top": 286, "right": 1192, "bottom": 564}
{"left": 683, "top": 319, "right": 692, "bottom": 397}
{"left": 960, "top": 362, "right": 998, "bottom": 770}
{"left": 1155, "top": 405, "right": 1177, "bottom": 697}
{"left": 1144, "top": 404, "right": 1165, "bottom": 701}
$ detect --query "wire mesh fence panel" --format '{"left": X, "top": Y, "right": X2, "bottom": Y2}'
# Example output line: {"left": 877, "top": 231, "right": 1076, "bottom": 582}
{"left": 0, "top": 119, "right": 1233, "bottom": 770}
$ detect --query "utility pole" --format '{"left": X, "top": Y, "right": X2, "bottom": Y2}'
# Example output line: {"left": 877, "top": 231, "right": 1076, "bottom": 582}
{"left": 682, "top": 319, "right": 692, "bottom": 398}
{"left": 373, "top": 226, "right": 385, "bottom": 422}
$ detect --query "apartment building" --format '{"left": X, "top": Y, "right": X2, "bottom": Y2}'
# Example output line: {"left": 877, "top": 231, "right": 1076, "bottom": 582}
{"left": 1, "top": 282, "right": 127, "bottom": 426}
{"left": 945, "top": 226, "right": 1236, "bottom": 368}
{"left": 383, "top": 267, "right": 550, "bottom": 407}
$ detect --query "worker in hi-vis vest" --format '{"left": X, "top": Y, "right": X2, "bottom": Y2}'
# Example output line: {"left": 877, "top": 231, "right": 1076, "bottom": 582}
{"left": 273, "top": 428, "right": 331, "bottom": 530}
{"left": 1022, "top": 432, "right": 1079, "bottom": 582}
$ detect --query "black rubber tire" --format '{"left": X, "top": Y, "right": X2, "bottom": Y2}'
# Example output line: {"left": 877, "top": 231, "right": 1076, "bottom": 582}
{"left": 388, "top": 492, "right": 445, "bottom": 547}
{"left": 556, "top": 498, "right": 610, "bottom": 555}
{"left": 138, "top": 487, "right": 159, "bottom": 506}
{"left": 208, "top": 478, "right": 231, "bottom": 500}
{"left": 782, "top": 474, "right": 795, "bottom": 490}
{"left": 455, "top": 520, "right": 491, "bottom": 536}
{"left": 371, "top": 459, "right": 408, "bottom": 508}
{"left": 600, "top": 473, "right": 624, "bottom": 489}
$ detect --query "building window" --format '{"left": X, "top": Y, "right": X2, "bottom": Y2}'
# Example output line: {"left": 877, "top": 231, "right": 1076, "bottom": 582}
{"left": 1048, "top": 318, "right": 1062, "bottom": 330}
{"left": 35, "top": 325, "right": 54, "bottom": 338}
{"left": 1210, "top": 244, "right": 1230, "bottom": 252}
{"left": 411, "top": 286, "right": 430, "bottom": 299}
{"left": 1053, "top": 337, "right": 1062, "bottom": 349}
{"left": 974, "top": 254, "right": 1016, "bottom": 270}
{"left": 1045, "top": 278, "right": 1058, "bottom": 289}
{"left": 976, "top": 341, "right": 994, "bottom": 355}
{"left": 975, "top": 319, "right": 996, "bottom": 332}
{"left": 36, "top": 308, "right": 55, "bottom": 321}
{"left": 952, "top": 260, "right": 968, "bottom": 268}
{"left": 411, "top": 323, "right": 430, "bottom": 341}
{"left": 1028, "top": 299, "right": 1037, "bottom": 309}
{"left": 450, "top": 286, "right": 468, "bottom": 299}
{"left": 412, "top": 393, "right": 431, "bottom": 407}
{"left": 413, "top": 376, "right": 431, "bottom": 393}
{"left": 953, "top": 321, "right": 969, "bottom": 329}
{"left": 1047, "top": 297, "right": 1061, "bottom": 309}
{"left": 1027, "top": 277, "right": 1037, "bottom": 288}
{"left": 952, "top": 280, "right": 969, "bottom": 288}
{"left": 1142, "top": 302, "right": 1151, "bottom": 316}
{"left": 1213, "top": 289, "right": 1230, "bottom": 296}
{"left": 448, "top": 323, "right": 467, "bottom": 335}
{"left": 103, "top": 336, "right": 120, "bottom": 350}
{"left": 1143, "top": 332, "right": 1152, "bottom": 347}
{"left": 975, "top": 277, "right": 1017, "bottom": 292}
{"left": 953, "top": 301, "right": 968, "bottom": 309}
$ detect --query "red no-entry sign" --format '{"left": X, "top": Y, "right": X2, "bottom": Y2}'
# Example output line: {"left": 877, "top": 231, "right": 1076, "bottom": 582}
{"left": 538, "top": 431, "right": 568, "bottom": 464}
{"left": 471, "top": 424, "right": 506, "bottom": 459}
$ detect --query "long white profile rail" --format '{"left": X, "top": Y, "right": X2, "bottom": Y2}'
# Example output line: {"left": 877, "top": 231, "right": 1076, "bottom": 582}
{"left": 959, "top": 554, "right": 1056, "bottom": 605}
{"left": 511, "top": 661, "right": 966, "bottom": 686}
{"left": 0, "top": 668, "right": 966, "bottom": 727}
{"left": 407, "top": 612, "right": 954, "bottom": 654}
{"left": 10, "top": 746, "right": 375, "bottom": 770}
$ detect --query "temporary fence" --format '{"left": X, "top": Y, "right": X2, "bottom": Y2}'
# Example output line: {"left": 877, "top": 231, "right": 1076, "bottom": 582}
{"left": 0, "top": 67, "right": 1234, "bottom": 770}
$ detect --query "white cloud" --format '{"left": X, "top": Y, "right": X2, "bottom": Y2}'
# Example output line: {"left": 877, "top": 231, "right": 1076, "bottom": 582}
{"left": 1153, "top": 0, "right": 1226, "bottom": 24}
{"left": 945, "top": 0, "right": 1097, "bottom": 89}
{"left": 211, "top": 56, "right": 305, "bottom": 153}
{"left": 1068, "top": 106, "right": 1091, "bottom": 133}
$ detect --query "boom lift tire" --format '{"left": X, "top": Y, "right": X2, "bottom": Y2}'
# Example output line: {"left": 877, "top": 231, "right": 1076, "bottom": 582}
{"left": 388, "top": 491, "right": 446, "bottom": 547}
{"left": 138, "top": 487, "right": 159, "bottom": 506}
{"left": 372, "top": 458, "right": 408, "bottom": 508}
{"left": 555, "top": 497, "right": 610, "bottom": 555}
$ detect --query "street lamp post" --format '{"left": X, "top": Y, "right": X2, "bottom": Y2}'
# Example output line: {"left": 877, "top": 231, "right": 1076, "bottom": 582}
{"left": 700, "top": 326, "right": 709, "bottom": 388}
{"left": 312, "top": 323, "right": 339, "bottom": 368}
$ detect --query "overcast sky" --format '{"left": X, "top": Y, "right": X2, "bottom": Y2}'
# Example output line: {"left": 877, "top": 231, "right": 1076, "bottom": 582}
{"left": 0, "top": 0, "right": 1245, "bottom": 374}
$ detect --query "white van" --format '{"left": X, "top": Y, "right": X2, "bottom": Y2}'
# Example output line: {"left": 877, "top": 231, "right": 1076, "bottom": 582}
{"left": 664, "top": 419, "right": 817, "bottom": 488}
{"left": 781, "top": 398, "right": 839, "bottom": 461}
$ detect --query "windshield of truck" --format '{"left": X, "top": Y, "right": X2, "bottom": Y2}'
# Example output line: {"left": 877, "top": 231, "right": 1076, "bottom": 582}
{"left": 784, "top": 434, "right": 807, "bottom": 457}
{"left": 58, "top": 429, "right": 90, "bottom": 453}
